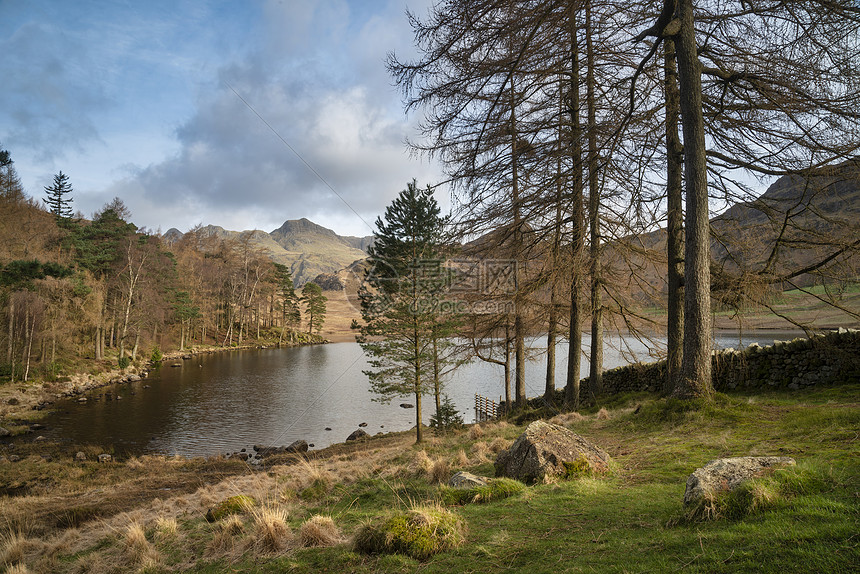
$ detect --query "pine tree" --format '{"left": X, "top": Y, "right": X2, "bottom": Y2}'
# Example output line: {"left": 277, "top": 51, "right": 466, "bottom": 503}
{"left": 356, "top": 180, "right": 457, "bottom": 444}
{"left": 43, "top": 171, "right": 74, "bottom": 222}
{"left": 301, "top": 281, "right": 326, "bottom": 334}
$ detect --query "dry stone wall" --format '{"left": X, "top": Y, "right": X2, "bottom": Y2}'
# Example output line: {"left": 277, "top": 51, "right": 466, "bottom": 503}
{"left": 593, "top": 328, "right": 860, "bottom": 396}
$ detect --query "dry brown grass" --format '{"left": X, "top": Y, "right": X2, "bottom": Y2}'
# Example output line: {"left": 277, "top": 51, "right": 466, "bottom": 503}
{"left": 470, "top": 442, "right": 491, "bottom": 463}
{"left": 468, "top": 424, "right": 485, "bottom": 440}
{"left": 488, "top": 437, "right": 512, "bottom": 454}
{"left": 5, "top": 563, "right": 31, "bottom": 574}
{"left": 249, "top": 505, "right": 292, "bottom": 554}
{"left": 597, "top": 407, "right": 610, "bottom": 420}
{"left": 428, "top": 457, "right": 451, "bottom": 484}
{"left": 410, "top": 450, "right": 433, "bottom": 477}
{"left": 550, "top": 411, "right": 585, "bottom": 425}
{"left": 154, "top": 517, "right": 178, "bottom": 543}
{"left": 456, "top": 449, "right": 469, "bottom": 467}
{"left": 298, "top": 515, "right": 344, "bottom": 547}
{"left": 122, "top": 521, "right": 159, "bottom": 568}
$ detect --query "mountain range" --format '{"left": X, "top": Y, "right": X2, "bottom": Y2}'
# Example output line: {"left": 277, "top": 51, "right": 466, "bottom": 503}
{"left": 165, "top": 218, "right": 374, "bottom": 286}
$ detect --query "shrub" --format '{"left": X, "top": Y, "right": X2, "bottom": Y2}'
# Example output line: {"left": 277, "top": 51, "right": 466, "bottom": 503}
{"left": 439, "top": 478, "right": 526, "bottom": 505}
{"left": 354, "top": 505, "right": 465, "bottom": 561}
{"left": 117, "top": 356, "right": 131, "bottom": 370}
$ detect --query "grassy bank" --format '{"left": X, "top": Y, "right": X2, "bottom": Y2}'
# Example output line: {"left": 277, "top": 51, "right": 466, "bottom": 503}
{"left": 1, "top": 384, "right": 857, "bottom": 573}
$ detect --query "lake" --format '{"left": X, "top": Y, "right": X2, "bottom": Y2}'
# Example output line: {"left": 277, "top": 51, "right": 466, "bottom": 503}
{"left": 44, "top": 332, "right": 799, "bottom": 456}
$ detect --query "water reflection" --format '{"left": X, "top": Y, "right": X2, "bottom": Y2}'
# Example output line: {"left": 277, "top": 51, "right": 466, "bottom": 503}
{"left": 46, "top": 332, "right": 799, "bottom": 456}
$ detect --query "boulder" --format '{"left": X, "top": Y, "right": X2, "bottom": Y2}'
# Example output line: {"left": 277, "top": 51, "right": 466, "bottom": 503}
{"left": 0, "top": 427, "right": 10, "bottom": 437}
{"left": 253, "top": 439, "right": 309, "bottom": 457}
{"left": 399, "top": 403, "right": 414, "bottom": 409}
{"left": 285, "top": 439, "right": 309, "bottom": 453}
{"left": 448, "top": 471, "right": 489, "bottom": 489}
{"left": 6, "top": 397, "right": 19, "bottom": 406}
{"left": 346, "top": 429, "right": 369, "bottom": 441}
{"left": 75, "top": 452, "right": 87, "bottom": 462}
{"left": 494, "top": 420, "right": 611, "bottom": 483}
{"left": 358, "top": 422, "right": 368, "bottom": 427}
{"left": 683, "top": 456, "right": 796, "bottom": 508}
{"left": 97, "top": 454, "right": 112, "bottom": 463}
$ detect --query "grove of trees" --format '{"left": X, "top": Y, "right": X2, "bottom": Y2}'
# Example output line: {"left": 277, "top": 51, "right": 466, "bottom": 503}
{"left": 385, "top": 0, "right": 859, "bottom": 405}
{"left": 0, "top": 144, "right": 323, "bottom": 383}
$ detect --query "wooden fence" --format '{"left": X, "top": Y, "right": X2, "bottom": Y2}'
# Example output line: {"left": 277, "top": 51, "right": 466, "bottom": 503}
{"left": 474, "top": 394, "right": 499, "bottom": 422}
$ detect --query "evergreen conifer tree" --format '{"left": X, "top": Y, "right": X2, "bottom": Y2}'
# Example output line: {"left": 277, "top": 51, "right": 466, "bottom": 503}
{"left": 357, "top": 180, "right": 459, "bottom": 444}
{"left": 43, "top": 171, "right": 74, "bottom": 222}
{"left": 301, "top": 281, "right": 326, "bottom": 334}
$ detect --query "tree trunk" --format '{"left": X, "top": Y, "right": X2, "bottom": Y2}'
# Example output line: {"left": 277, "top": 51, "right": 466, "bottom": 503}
{"left": 664, "top": 36, "right": 685, "bottom": 395}
{"left": 510, "top": 74, "right": 527, "bottom": 410}
{"left": 504, "top": 319, "right": 512, "bottom": 413}
{"left": 132, "top": 331, "right": 139, "bottom": 360}
{"left": 586, "top": 0, "right": 603, "bottom": 397}
{"left": 565, "top": 2, "right": 584, "bottom": 410}
{"left": 674, "top": 0, "right": 713, "bottom": 399}
{"left": 433, "top": 336, "right": 441, "bottom": 419}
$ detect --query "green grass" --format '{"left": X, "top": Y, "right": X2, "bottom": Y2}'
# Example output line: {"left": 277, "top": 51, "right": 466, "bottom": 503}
{"left": 6, "top": 384, "right": 858, "bottom": 573}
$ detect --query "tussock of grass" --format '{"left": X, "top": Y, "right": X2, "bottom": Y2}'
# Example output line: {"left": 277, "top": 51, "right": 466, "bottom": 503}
{"left": 5, "top": 563, "right": 31, "bottom": 574}
{"left": 1, "top": 531, "right": 29, "bottom": 568}
{"left": 154, "top": 516, "right": 178, "bottom": 542}
{"left": 596, "top": 407, "right": 610, "bottom": 420}
{"left": 353, "top": 504, "right": 465, "bottom": 560}
{"left": 427, "top": 457, "right": 450, "bottom": 484}
{"left": 487, "top": 437, "right": 511, "bottom": 454}
{"left": 468, "top": 425, "right": 484, "bottom": 440}
{"left": 249, "top": 505, "right": 291, "bottom": 553}
{"left": 439, "top": 477, "right": 526, "bottom": 505}
{"left": 122, "top": 521, "right": 159, "bottom": 567}
{"left": 298, "top": 515, "right": 343, "bottom": 547}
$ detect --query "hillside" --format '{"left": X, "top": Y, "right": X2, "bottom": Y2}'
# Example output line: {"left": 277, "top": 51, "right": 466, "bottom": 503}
{"left": 165, "top": 218, "right": 373, "bottom": 286}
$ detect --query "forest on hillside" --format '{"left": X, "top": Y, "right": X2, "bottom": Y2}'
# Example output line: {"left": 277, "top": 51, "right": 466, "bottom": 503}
{"left": 0, "top": 146, "right": 317, "bottom": 384}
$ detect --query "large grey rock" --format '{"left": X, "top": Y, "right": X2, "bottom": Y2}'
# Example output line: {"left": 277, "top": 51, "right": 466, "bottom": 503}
{"left": 0, "top": 427, "right": 11, "bottom": 437}
{"left": 448, "top": 471, "right": 489, "bottom": 489}
{"left": 494, "top": 420, "right": 611, "bottom": 483}
{"left": 683, "top": 456, "right": 796, "bottom": 508}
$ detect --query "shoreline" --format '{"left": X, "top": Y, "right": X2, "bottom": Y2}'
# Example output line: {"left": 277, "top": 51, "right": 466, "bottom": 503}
{"left": 0, "top": 336, "right": 327, "bottom": 431}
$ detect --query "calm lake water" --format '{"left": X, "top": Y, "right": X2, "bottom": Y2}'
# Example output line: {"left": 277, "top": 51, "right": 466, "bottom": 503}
{"left": 44, "top": 332, "right": 799, "bottom": 456}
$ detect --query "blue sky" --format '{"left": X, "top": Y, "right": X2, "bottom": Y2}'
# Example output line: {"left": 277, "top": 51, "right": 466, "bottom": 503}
{"left": 0, "top": 0, "right": 440, "bottom": 237}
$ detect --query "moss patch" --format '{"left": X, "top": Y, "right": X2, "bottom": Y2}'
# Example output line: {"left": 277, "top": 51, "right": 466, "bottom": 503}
{"left": 205, "top": 494, "right": 257, "bottom": 523}
{"left": 353, "top": 506, "right": 466, "bottom": 560}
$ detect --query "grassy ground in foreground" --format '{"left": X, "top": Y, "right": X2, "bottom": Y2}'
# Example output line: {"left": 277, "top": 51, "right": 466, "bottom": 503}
{"left": 1, "top": 385, "right": 857, "bottom": 573}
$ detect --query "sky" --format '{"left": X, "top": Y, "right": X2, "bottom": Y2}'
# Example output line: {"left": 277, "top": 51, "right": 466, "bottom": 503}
{"left": 0, "top": 0, "right": 443, "bottom": 237}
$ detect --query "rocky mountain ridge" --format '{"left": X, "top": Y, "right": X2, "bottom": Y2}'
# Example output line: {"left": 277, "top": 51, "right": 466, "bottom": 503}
{"left": 164, "top": 218, "right": 373, "bottom": 286}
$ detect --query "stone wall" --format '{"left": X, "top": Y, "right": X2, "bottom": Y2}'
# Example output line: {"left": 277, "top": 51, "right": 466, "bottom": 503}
{"left": 591, "top": 328, "right": 860, "bottom": 396}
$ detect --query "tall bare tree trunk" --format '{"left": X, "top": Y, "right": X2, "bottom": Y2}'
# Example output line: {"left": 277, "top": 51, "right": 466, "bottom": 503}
{"left": 674, "top": 0, "right": 713, "bottom": 399}
{"left": 565, "top": 2, "right": 584, "bottom": 410}
{"left": 586, "top": 0, "right": 603, "bottom": 397}
{"left": 664, "top": 36, "right": 685, "bottom": 395}
{"left": 511, "top": 74, "right": 526, "bottom": 410}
